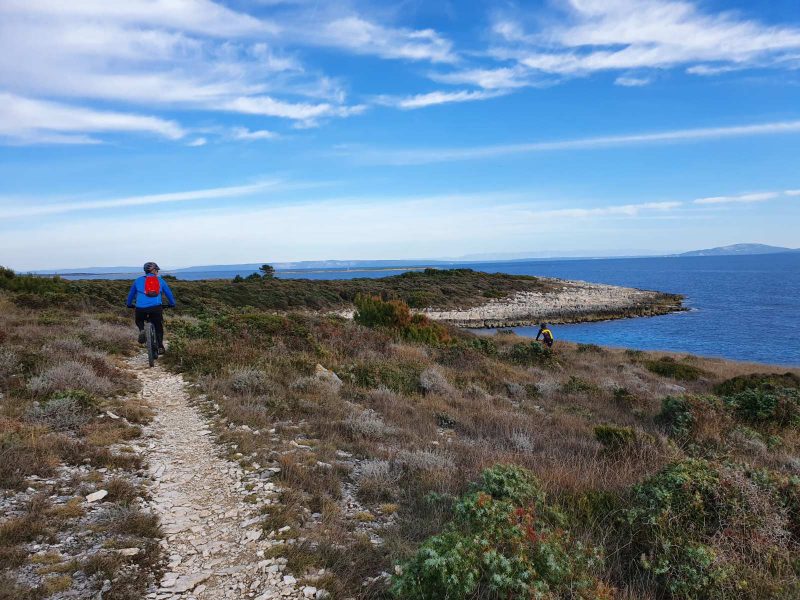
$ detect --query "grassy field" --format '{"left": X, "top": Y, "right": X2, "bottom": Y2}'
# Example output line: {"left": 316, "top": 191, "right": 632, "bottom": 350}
{"left": 1, "top": 269, "right": 798, "bottom": 599}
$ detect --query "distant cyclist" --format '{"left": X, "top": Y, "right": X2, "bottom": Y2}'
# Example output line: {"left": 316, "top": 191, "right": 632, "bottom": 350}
{"left": 536, "top": 323, "right": 554, "bottom": 349}
{"left": 126, "top": 262, "right": 176, "bottom": 354}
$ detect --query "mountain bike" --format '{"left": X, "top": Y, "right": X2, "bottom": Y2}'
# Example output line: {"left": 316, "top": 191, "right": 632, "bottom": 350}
{"left": 143, "top": 315, "right": 159, "bottom": 368}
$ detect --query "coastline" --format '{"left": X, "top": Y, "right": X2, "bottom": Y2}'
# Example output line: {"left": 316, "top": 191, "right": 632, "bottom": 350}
{"left": 420, "top": 279, "right": 685, "bottom": 328}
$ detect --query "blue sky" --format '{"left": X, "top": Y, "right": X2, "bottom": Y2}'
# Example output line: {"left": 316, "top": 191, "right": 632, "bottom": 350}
{"left": 1, "top": 0, "right": 799, "bottom": 269}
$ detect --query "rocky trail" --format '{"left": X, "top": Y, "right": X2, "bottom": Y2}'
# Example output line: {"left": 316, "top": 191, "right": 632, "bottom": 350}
{"left": 129, "top": 355, "right": 320, "bottom": 600}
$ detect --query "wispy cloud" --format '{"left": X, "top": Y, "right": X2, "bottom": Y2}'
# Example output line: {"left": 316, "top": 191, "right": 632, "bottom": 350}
{"left": 231, "top": 127, "right": 278, "bottom": 141}
{"left": 0, "top": 93, "right": 185, "bottom": 144}
{"left": 615, "top": 75, "right": 652, "bottom": 87}
{"left": 1, "top": 181, "right": 287, "bottom": 218}
{"left": 0, "top": 0, "right": 409, "bottom": 142}
{"left": 307, "top": 16, "right": 455, "bottom": 63}
{"left": 486, "top": 0, "right": 800, "bottom": 82}
{"left": 694, "top": 191, "right": 779, "bottom": 205}
{"left": 349, "top": 119, "right": 800, "bottom": 165}
{"left": 377, "top": 90, "right": 504, "bottom": 110}
{"left": 429, "top": 67, "right": 532, "bottom": 90}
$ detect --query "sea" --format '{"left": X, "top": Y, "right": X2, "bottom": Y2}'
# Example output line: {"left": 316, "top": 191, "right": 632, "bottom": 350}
{"left": 56, "top": 254, "right": 800, "bottom": 366}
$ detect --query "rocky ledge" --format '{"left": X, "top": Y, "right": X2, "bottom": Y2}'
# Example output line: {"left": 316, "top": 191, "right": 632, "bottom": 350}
{"left": 421, "top": 279, "right": 684, "bottom": 328}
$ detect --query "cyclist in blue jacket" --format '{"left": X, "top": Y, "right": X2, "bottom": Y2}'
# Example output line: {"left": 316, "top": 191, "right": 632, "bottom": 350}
{"left": 126, "top": 262, "right": 176, "bottom": 354}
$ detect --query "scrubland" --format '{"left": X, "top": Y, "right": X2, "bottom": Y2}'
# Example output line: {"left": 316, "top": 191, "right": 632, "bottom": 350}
{"left": 0, "top": 277, "right": 159, "bottom": 598}
{"left": 1, "top": 267, "right": 799, "bottom": 599}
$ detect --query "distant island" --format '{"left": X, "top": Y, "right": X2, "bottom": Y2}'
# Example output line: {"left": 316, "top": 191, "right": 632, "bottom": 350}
{"left": 675, "top": 243, "right": 798, "bottom": 257}
{"left": 25, "top": 242, "right": 800, "bottom": 276}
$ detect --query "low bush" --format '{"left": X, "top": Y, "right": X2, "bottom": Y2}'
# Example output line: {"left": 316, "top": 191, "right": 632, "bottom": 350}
{"left": 622, "top": 459, "right": 797, "bottom": 598}
{"left": 27, "top": 361, "right": 114, "bottom": 397}
{"left": 392, "top": 465, "right": 608, "bottom": 599}
{"left": 577, "top": 343, "right": 603, "bottom": 353}
{"left": 725, "top": 387, "right": 800, "bottom": 428}
{"left": 645, "top": 357, "right": 706, "bottom": 381}
{"left": 713, "top": 372, "right": 800, "bottom": 396}
{"left": 594, "top": 424, "right": 636, "bottom": 451}
{"left": 508, "top": 341, "right": 553, "bottom": 366}
{"left": 227, "top": 367, "right": 275, "bottom": 395}
{"left": 26, "top": 392, "right": 97, "bottom": 431}
{"left": 418, "top": 367, "right": 454, "bottom": 396}
{"left": 562, "top": 375, "right": 599, "bottom": 394}
{"left": 655, "top": 394, "right": 728, "bottom": 440}
{"left": 354, "top": 295, "right": 451, "bottom": 345}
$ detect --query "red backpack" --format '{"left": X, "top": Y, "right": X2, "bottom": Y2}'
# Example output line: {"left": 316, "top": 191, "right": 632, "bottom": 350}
{"left": 144, "top": 275, "right": 161, "bottom": 298}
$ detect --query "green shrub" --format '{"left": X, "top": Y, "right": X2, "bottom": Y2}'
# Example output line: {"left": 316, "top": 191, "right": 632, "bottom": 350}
{"left": 561, "top": 375, "right": 598, "bottom": 394}
{"left": 354, "top": 295, "right": 450, "bottom": 345}
{"left": 725, "top": 387, "right": 800, "bottom": 428}
{"left": 645, "top": 357, "right": 706, "bottom": 381}
{"left": 655, "top": 395, "right": 726, "bottom": 439}
{"left": 577, "top": 343, "right": 603, "bottom": 353}
{"left": 655, "top": 395, "right": 696, "bottom": 437}
{"left": 470, "top": 337, "right": 497, "bottom": 356}
{"left": 624, "top": 460, "right": 733, "bottom": 596}
{"left": 622, "top": 459, "right": 799, "bottom": 598}
{"left": 509, "top": 341, "right": 553, "bottom": 366}
{"left": 713, "top": 372, "right": 800, "bottom": 396}
{"left": 594, "top": 424, "right": 636, "bottom": 450}
{"left": 392, "top": 465, "right": 607, "bottom": 599}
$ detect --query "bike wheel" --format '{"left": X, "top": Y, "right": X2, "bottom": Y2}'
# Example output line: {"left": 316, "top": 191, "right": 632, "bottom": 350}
{"left": 145, "top": 322, "right": 156, "bottom": 367}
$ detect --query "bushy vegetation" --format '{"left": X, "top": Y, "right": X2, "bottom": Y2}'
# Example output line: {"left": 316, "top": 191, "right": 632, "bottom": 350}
{"left": 645, "top": 356, "right": 708, "bottom": 381}
{"left": 392, "top": 465, "right": 609, "bottom": 599}
{"left": 354, "top": 294, "right": 451, "bottom": 344}
{"left": 622, "top": 459, "right": 799, "bottom": 598}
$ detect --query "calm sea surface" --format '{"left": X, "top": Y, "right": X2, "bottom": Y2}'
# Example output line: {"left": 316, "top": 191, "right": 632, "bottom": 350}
{"left": 59, "top": 254, "right": 800, "bottom": 366}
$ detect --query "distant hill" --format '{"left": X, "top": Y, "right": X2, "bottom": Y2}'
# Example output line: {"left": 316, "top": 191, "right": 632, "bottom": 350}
{"left": 677, "top": 243, "right": 797, "bottom": 257}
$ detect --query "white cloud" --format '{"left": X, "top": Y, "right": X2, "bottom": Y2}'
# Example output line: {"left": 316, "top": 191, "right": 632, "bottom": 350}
{"left": 221, "top": 96, "right": 364, "bottom": 121}
{"left": 0, "top": 93, "right": 185, "bottom": 144}
{"left": 311, "top": 16, "right": 455, "bottom": 63}
{"left": 231, "top": 127, "right": 278, "bottom": 141}
{"left": 1, "top": 181, "right": 285, "bottom": 218}
{"left": 378, "top": 90, "right": 504, "bottom": 110}
{"left": 188, "top": 137, "right": 208, "bottom": 147}
{"left": 785, "top": 190, "right": 800, "bottom": 197}
{"left": 615, "top": 75, "right": 652, "bottom": 87}
{"left": 490, "top": 0, "right": 800, "bottom": 78}
{"left": 429, "top": 67, "right": 532, "bottom": 90}
{"left": 0, "top": 0, "right": 375, "bottom": 140}
{"left": 693, "top": 191, "right": 779, "bottom": 205}
{"left": 0, "top": 0, "right": 273, "bottom": 37}
{"left": 351, "top": 119, "right": 800, "bottom": 165}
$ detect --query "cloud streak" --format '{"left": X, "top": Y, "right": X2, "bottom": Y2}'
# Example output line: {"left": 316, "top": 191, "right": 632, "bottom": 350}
{"left": 0, "top": 93, "right": 185, "bottom": 144}
{"left": 1, "top": 181, "right": 288, "bottom": 218}
{"left": 377, "top": 90, "right": 504, "bottom": 110}
{"left": 349, "top": 119, "right": 800, "bottom": 165}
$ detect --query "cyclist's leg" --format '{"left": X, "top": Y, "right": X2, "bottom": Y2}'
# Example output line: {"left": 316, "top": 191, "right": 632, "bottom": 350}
{"left": 134, "top": 308, "right": 146, "bottom": 343}
{"left": 150, "top": 307, "right": 165, "bottom": 348}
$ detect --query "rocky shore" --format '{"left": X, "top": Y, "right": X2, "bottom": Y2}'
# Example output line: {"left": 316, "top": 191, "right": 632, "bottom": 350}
{"left": 420, "top": 279, "right": 684, "bottom": 328}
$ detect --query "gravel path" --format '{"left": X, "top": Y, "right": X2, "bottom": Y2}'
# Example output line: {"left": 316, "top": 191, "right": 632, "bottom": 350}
{"left": 128, "top": 355, "right": 316, "bottom": 600}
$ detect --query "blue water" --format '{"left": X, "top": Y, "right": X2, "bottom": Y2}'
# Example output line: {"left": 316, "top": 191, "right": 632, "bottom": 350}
{"left": 462, "top": 254, "right": 799, "bottom": 367}
{"left": 56, "top": 254, "right": 799, "bottom": 366}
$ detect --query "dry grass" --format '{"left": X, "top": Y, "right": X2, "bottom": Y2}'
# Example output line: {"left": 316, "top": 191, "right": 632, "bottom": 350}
{"left": 0, "top": 298, "right": 158, "bottom": 598}
{"left": 158, "top": 304, "right": 800, "bottom": 598}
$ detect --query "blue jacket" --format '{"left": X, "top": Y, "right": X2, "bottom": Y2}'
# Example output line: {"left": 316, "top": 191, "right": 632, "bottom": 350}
{"left": 126, "top": 275, "right": 176, "bottom": 308}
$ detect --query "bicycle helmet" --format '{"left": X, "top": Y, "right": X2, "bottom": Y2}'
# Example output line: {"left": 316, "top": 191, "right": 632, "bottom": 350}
{"left": 143, "top": 261, "right": 160, "bottom": 273}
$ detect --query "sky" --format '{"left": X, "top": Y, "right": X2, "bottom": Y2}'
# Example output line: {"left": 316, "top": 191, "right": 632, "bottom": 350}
{"left": 1, "top": 0, "right": 800, "bottom": 270}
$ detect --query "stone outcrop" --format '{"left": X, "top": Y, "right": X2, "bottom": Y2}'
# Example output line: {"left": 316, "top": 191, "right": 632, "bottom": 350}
{"left": 421, "top": 280, "right": 683, "bottom": 328}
